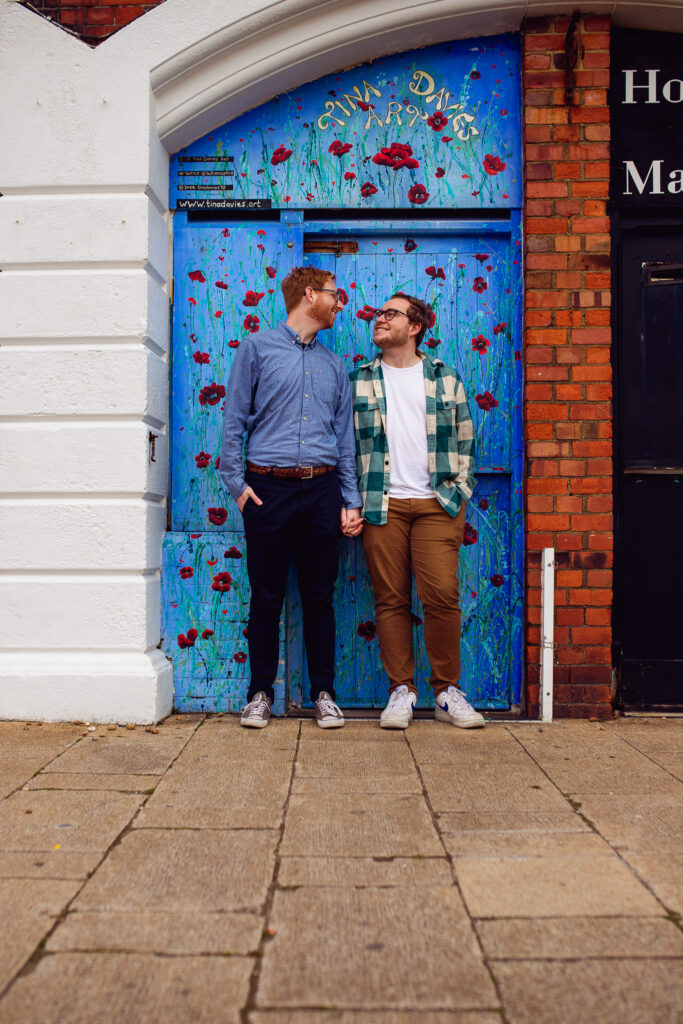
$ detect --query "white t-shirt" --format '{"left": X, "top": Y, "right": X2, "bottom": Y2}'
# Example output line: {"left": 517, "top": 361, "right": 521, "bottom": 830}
{"left": 381, "top": 360, "right": 433, "bottom": 499}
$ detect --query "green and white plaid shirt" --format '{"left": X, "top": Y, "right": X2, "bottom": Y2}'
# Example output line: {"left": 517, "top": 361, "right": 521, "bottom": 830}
{"left": 349, "top": 351, "right": 476, "bottom": 526}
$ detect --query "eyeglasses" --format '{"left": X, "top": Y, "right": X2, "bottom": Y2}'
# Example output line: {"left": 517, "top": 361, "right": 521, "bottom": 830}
{"left": 313, "top": 288, "right": 342, "bottom": 300}
{"left": 372, "top": 308, "right": 412, "bottom": 322}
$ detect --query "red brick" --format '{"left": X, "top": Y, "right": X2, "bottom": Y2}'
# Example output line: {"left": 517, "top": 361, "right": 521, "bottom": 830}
{"left": 526, "top": 33, "right": 567, "bottom": 50}
{"left": 585, "top": 644, "right": 612, "bottom": 664}
{"left": 555, "top": 533, "right": 583, "bottom": 551}
{"left": 552, "top": 125, "right": 581, "bottom": 142}
{"left": 587, "top": 569, "right": 613, "bottom": 587}
{"left": 557, "top": 608, "right": 585, "bottom": 625}
{"left": 555, "top": 272, "right": 582, "bottom": 289}
{"left": 582, "top": 52, "right": 610, "bottom": 70}
{"left": 585, "top": 125, "right": 611, "bottom": 142}
{"left": 572, "top": 181, "right": 609, "bottom": 197}
{"left": 572, "top": 216, "right": 610, "bottom": 234}
{"left": 572, "top": 365, "right": 612, "bottom": 382}
{"left": 526, "top": 328, "right": 567, "bottom": 345}
{"left": 572, "top": 626, "right": 611, "bottom": 644}
{"left": 526, "top": 348, "right": 554, "bottom": 364}
{"left": 526, "top": 423, "right": 555, "bottom": 440}
{"left": 115, "top": 6, "right": 146, "bottom": 25}
{"left": 528, "top": 496, "right": 555, "bottom": 514}
{"left": 556, "top": 422, "right": 582, "bottom": 439}
{"left": 86, "top": 7, "right": 115, "bottom": 24}
{"left": 527, "top": 478, "right": 568, "bottom": 495}
{"left": 586, "top": 608, "right": 611, "bottom": 626}
{"left": 555, "top": 311, "right": 584, "bottom": 327}
{"left": 573, "top": 440, "right": 612, "bottom": 456}
{"left": 585, "top": 347, "right": 611, "bottom": 364}
{"left": 555, "top": 162, "right": 582, "bottom": 179}
{"left": 524, "top": 54, "right": 552, "bottom": 71}
{"left": 555, "top": 383, "right": 583, "bottom": 401}
{"left": 556, "top": 496, "right": 583, "bottom": 514}
{"left": 555, "top": 348, "right": 582, "bottom": 364}
{"left": 531, "top": 366, "right": 570, "bottom": 381}
{"left": 586, "top": 310, "right": 611, "bottom": 327}
{"left": 526, "top": 216, "right": 569, "bottom": 234}
{"left": 526, "top": 253, "right": 568, "bottom": 270}
{"left": 570, "top": 328, "right": 610, "bottom": 345}
{"left": 529, "top": 459, "right": 559, "bottom": 477}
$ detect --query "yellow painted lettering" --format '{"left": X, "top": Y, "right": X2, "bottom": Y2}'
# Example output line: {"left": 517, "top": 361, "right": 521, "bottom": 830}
{"left": 335, "top": 100, "right": 352, "bottom": 117}
{"left": 453, "top": 111, "right": 479, "bottom": 141}
{"left": 384, "top": 101, "right": 404, "bottom": 126}
{"left": 317, "top": 101, "right": 346, "bottom": 130}
{"left": 405, "top": 104, "right": 428, "bottom": 128}
{"left": 364, "top": 107, "right": 385, "bottom": 130}
{"left": 426, "top": 87, "right": 448, "bottom": 108}
{"left": 362, "top": 79, "right": 383, "bottom": 101}
{"left": 409, "top": 70, "right": 435, "bottom": 97}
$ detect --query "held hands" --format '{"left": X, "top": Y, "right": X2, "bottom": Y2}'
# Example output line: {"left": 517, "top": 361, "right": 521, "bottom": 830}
{"left": 237, "top": 486, "right": 263, "bottom": 513}
{"left": 341, "top": 506, "right": 364, "bottom": 537}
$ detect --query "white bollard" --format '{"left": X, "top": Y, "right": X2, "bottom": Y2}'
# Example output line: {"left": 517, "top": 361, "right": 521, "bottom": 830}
{"left": 540, "top": 547, "right": 555, "bottom": 722}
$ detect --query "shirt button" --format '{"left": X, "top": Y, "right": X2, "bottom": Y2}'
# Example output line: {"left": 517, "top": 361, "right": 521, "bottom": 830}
{"left": 385, "top": 460, "right": 389, "bottom": 465}
{"left": 303, "top": 417, "right": 307, "bottom": 420}
{"left": 383, "top": 490, "right": 388, "bottom": 495}
{"left": 305, "top": 393, "right": 309, "bottom": 398}
{"left": 306, "top": 371, "right": 309, "bottom": 375}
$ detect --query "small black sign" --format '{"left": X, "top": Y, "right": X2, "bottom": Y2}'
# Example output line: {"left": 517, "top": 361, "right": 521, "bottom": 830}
{"left": 177, "top": 184, "right": 234, "bottom": 192}
{"left": 176, "top": 198, "right": 273, "bottom": 211}
{"left": 610, "top": 28, "right": 683, "bottom": 208}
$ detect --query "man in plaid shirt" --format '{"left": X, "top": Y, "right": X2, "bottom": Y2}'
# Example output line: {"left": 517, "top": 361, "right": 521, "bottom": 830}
{"left": 348, "top": 292, "right": 485, "bottom": 729}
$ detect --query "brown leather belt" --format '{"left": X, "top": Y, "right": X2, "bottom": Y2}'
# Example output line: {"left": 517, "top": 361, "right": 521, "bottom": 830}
{"left": 246, "top": 462, "right": 335, "bottom": 480}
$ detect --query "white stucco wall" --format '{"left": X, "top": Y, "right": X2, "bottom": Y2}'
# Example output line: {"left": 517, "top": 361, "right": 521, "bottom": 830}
{"left": 1, "top": 0, "right": 681, "bottom": 722}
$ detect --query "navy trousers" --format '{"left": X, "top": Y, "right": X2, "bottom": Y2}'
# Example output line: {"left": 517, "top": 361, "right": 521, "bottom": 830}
{"left": 242, "top": 469, "right": 342, "bottom": 703}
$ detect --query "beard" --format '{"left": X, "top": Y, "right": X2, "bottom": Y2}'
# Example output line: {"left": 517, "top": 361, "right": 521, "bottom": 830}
{"left": 373, "top": 328, "right": 409, "bottom": 349}
{"left": 307, "top": 295, "right": 336, "bottom": 329}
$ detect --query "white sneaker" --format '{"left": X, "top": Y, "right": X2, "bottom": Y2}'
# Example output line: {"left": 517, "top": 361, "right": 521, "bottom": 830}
{"left": 435, "top": 686, "right": 485, "bottom": 728}
{"left": 380, "top": 685, "right": 416, "bottom": 729}
{"left": 240, "top": 691, "right": 271, "bottom": 729}
{"left": 313, "top": 692, "right": 345, "bottom": 729}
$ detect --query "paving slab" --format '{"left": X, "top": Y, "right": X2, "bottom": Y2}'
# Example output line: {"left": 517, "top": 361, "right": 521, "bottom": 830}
{"left": 607, "top": 718, "right": 683, "bottom": 757}
{"left": 0, "top": 771, "right": 35, "bottom": 800}
{"left": 280, "top": 793, "right": 442, "bottom": 857}
{"left": 297, "top": 721, "right": 405, "bottom": 742}
{"left": 278, "top": 855, "right": 451, "bottom": 887}
{"left": 408, "top": 723, "right": 531, "bottom": 764}
{"left": 0, "top": 878, "right": 81, "bottom": 992}
{"left": 492, "top": 958, "right": 683, "bottom": 1024}
{"left": 295, "top": 741, "right": 415, "bottom": 777}
{"left": 249, "top": 1013, "right": 502, "bottom": 1023}
{"left": 291, "top": 773, "right": 421, "bottom": 795}
{"left": 525, "top": 748, "right": 682, "bottom": 795}
{"left": 43, "top": 727, "right": 197, "bottom": 776}
{"left": 573, "top": 793, "right": 683, "bottom": 854}
{"left": 177, "top": 718, "right": 299, "bottom": 763}
{"left": 476, "top": 915, "right": 683, "bottom": 959}
{"left": 454, "top": 852, "right": 662, "bottom": 918}
{"left": 619, "top": 851, "right": 683, "bottom": 914}
{"left": 0, "top": 952, "right": 253, "bottom": 1024}
{"left": 257, "top": 887, "right": 497, "bottom": 1010}
{"left": 0, "top": 849, "right": 101, "bottom": 880}
{"left": 134, "top": 762, "right": 292, "bottom": 829}
{"left": 73, "top": 828, "right": 276, "bottom": 914}
{"left": 442, "top": 831, "right": 611, "bottom": 859}
{"left": 421, "top": 764, "right": 569, "bottom": 813}
{"left": 437, "top": 809, "right": 588, "bottom": 834}
{"left": 47, "top": 910, "right": 263, "bottom": 955}
{"left": 27, "top": 773, "right": 160, "bottom": 792}
{"left": 0, "top": 790, "right": 143, "bottom": 852}
{"left": 0, "top": 722, "right": 82, "bottom": 761}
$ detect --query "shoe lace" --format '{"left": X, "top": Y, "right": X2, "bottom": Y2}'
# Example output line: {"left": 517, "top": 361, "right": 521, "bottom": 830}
{"left": 317, "top": 694, "right": 340, "bottom": 716}
{"left": 389, "top": 688, "right": 414, "bottom": 711}
{"left": 244, "top": 693, "right": 269, "bottom": 715}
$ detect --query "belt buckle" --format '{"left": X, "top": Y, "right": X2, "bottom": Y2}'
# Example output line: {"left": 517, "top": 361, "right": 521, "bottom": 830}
{"left": 301, "top": 466, "right": 313, "bottom": 479}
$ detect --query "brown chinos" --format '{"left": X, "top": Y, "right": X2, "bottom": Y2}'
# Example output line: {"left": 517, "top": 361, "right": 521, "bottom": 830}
{"left": 363, "top": 496, "right": 466, "bottom": 697}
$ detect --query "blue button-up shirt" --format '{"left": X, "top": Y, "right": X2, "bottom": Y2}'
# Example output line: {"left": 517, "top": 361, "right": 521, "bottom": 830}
{"left": 219, "top": 320, "right": 362, "bottom": 508}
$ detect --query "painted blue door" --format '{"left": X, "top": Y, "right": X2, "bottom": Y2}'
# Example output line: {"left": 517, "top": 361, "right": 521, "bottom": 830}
{"left": 161, "top": 212, "right": 522, "bottom": 712}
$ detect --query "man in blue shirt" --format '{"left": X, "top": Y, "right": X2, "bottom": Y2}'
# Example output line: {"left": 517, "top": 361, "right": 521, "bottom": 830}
{"left": 220, "top": 266, "right": 363, "bottom": 729}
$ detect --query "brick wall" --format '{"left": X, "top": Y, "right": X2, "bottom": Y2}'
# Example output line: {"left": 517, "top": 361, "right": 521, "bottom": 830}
{"left": 523, "top": 14, "right": 613, "bottom": 718}
{"left": 24, "top": 0, "right": 167, "bottom": 43}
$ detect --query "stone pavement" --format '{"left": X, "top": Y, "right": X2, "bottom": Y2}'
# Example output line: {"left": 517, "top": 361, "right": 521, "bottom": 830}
{"left": 0, "top": 715, "right": 681, "bottom": 1023}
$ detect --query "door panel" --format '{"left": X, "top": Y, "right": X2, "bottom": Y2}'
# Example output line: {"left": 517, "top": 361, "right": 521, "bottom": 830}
{"left": 294, "top": 223, "right": 522, "bottom": 709}
{"left": 161, "top": 216, "right": 303, "bottom": 714}
{"left": 618, "top": 226, "right": 683, "bottom": 709}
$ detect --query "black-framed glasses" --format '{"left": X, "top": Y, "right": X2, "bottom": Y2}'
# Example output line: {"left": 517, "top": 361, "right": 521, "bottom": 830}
{"left": 373, "top": 308, "right": 411, "bottom": 322}
{"left": 313, "top": 287, "right": 342, "bottom": 300}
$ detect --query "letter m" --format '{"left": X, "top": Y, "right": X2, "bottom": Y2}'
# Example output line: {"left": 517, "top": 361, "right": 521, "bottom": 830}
{"left": 624, "top": 160, "right": 663, "bottom": 195}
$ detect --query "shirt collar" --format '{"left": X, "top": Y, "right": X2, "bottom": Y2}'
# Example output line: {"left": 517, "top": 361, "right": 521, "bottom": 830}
{"left": 280, "top": 320, "right": 318, "bottom": 349}
{"left": 361, "top": 349, "right": 443, "bottom": 372}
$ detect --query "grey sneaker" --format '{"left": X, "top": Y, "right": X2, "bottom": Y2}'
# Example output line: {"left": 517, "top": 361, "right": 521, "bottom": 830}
{"left": 313, "top": 691, "right": 345, "bottom": 729}
{"left": 380, "top": 685, "right": 416, "bottom": 729}
{"left": 240, "top": 691, "right": 271, "bottom": 729}
{"left": 435, "top": 686, "right": 485, "bottom": 728}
